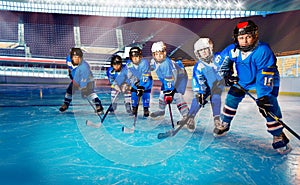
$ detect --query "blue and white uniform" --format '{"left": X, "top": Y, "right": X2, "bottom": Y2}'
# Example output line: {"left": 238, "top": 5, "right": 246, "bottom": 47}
{"left": 106, "top": 65, "right": 131, "bottom": 111}
{"left": 116, "top": 58, "right": 153, "bottom": 108}
{"left": 220, "top": 42, "right": 283, "bottom": 136}
{"left": 60, "top": 48, "right": 103, "bottom": 113}
{"left": 150, "top": 57, "right": 189, "bottom": 117}
{"left": 188, "top": 53, "right": 224, "bottom": 118}
{"left": 73, "top": 60, "right": 94, "bottom": 89}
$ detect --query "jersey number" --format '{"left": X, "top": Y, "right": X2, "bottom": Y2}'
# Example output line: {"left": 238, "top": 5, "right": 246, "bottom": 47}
{"left": 264, "top": 76, "right": 273, "bottom": 87}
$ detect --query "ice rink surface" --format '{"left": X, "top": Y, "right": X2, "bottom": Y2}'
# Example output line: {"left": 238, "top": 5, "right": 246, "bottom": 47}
{"left": 0, "top": 84, "right": 299, "bottom": 185}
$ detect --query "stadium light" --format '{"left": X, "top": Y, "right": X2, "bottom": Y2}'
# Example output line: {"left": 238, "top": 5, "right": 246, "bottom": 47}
{"left": 1, "top": 0, "right": 275, "bottom": 19}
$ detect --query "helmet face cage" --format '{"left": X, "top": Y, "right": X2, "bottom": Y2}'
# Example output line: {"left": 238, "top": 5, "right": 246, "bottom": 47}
{"left": 194, "top": 38, "right": 213, "bottom": 62}
{"left": 111, "top": 55, "right": 122, "bottom": 67}
{"left": 70, "top": 48, "right": 83, "bottom": 58}
{"left": 129, "top": 47, "right": 142, "bottom": 59}
{"left": 233, "top": 20, "right": 258, "bottom": 51}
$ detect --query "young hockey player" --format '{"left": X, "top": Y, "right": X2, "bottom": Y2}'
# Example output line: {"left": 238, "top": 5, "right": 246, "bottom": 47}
{"left": 150, "top": 41, "right": 190, "bottom": 130}
{"left": 115, "top": 47, "right": 153, "bottom": 117}
{"left": 178, "top": 38, "right": 224, "bottom": 131}
{"left": 106, "top": 55, "right": 132, "bottom": 114}
{"left": 216, "top": 20, "right": 291, "bottom": 154}
{"left": 61, "top": 48, "right": 104, "bottom": 113}
{"left": 59, "top": 54, "right": 77, "bottom": 112}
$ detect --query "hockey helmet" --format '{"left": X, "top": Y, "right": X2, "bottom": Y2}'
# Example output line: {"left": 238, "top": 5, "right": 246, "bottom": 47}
{"left": 110, "top": 55, "right": 122, "bottom": 67}
{"left": 233, "top": 20, "right": 258, "bottom": 51}
{"left": 194, "top": 38, "right": 213, "bottom": 62}
{"left": 129, "top": 47, "right": 142, "bottom": 58}
{"left": 151, "top": 41, "right": 166, "bottom": 53}
{"left": 70, "top": 48, "right": 83, "bottom": 58}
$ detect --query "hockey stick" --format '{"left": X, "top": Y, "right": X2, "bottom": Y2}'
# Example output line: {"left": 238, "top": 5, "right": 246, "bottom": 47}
{"left": 86, "top": 98, "right": 104, "bottom": 128}
{"left": 86, "top": 91, "right": 121, "bottom": 128}
{"left": 236, "top": 83, "right": 300, "bottom": 140}
{"left": 157, "top": 99, "right": 208, "bottom": 139}
{"left": 157, "top": 120, "right": 186, "bottom": 139}
{"left": 168, "top": 102, "right": 175, "bottom": 129}
{"left": 122, "top": 95, "right": 141, "bottom": 133}
{"left": 101, "top": 91, "right": 121, "bottom": 123}
{"left": 157, "top": 103, "right": 175, "bottom": 139}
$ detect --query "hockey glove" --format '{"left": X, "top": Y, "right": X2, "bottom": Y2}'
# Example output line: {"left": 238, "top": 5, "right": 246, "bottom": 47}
{"left": 134, "top": 81, "right": 140, "bottom": 87}
{"left": 195, "top": 93, "right": 208, "bottom": 106}
{"left": 256, "top": 96, "right": 273, "bottom": 117}
{"left": 224, "top": 74, "right": 239, "bottom": 86}
{"left": 163, "top": 89, "right": 176, "bottom": 104}
{"left": 136, "top": 86, "right": 145, "bottom": 97}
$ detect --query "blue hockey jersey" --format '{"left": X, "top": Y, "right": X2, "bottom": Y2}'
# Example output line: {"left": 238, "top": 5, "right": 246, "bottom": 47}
{"left": 151, "top": 57, "right": 188, "bottom": 94}
{"left": 219, "top": 42, "right": 280, "bottom": 98}
{"left": 192, "top": 53, "right": 223, "bottom": 94}
{"left": 73, "top": 60, "right": 94, "bottom": 88}
{"left": 106, "top": 65, "right": 125, "bottom": 84}
{"left": 115, "top": 58, "right": 153, "bottom": 90}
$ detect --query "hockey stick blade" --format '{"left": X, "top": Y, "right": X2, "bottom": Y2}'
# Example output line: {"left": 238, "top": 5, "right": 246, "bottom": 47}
{"left": 157, "top": 130, "right": 173, "bottom": 139}
{"left": 122, "top": 126, "right": 135, "bottom": 133}
{"left": 157, "top": 122, "right": 185, "bottom": 139}
{"left": 86, "top": 120, "right": 102, "bottom": 128}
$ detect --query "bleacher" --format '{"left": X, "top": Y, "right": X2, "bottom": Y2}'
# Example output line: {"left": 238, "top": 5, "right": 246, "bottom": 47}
{"left": 0, "top": 48, "right": 25, "bottom": 57}
{"left": 0, "top": 11, "right": 18, "bottom": 41}
{"left": 80, "top": 26, "right": 118, "bottom": 48}
{"left": 277, "top": 54, "right": 300, "bottom": 77}
{"left": 24, "top": 23, "right": 74, "bottom": 58}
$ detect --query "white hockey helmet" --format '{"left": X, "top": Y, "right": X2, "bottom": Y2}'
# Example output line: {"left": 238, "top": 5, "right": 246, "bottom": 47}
{"left": 194, "top": 38, "right": 213, "bottom": 62}
{"left": 151, "top": 41, "right": 166, "bottom": 53}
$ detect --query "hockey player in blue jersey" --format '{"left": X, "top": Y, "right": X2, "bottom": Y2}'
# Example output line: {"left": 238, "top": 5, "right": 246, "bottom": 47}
{"left": 178, "top": 38, "right": 224, "bottom": 131}
{"left": 106, "top": 55, "right": 132, "bottom": 114}
{"left": 65, "top": 48, "right": 104, "bottom": 113}
{"left": 216, "top": 20, "right": 291, "bottom": 154}
{"left": 59, "top": 54, "right": 77, "bottom": 112}
{"left": 116, "top": 47, "right": 153, "bottom": 117}
{"left": 150, "top": 41, "right": 190, "bottom": 129}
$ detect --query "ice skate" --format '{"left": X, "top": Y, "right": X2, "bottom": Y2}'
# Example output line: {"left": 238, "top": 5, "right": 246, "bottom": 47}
{"left": 125, "top": 103, "right": 132, "bottom": 114}
{"left": 129, "top": 106, "right": 138, "bottom": 116}
{"left": 272, "top": 132, "right": 292, "bottom": 155}
{"left": 213, "top": 121, "right": 230, "bottom": 137}
{"left": 108, "top": 110, "right": 115, "bottom": 115}
{"left": 177, "top": 116, "right": 187, "bottom": 126}
{"left": 177, "top": 116, "right": 195, "bottom": 132}
{"left": 108, "top": 104, "right": 115, "bottom": 115}
{"left": 214, "top": 116, "right": 221, "bottom": 125}
{"left": 143, "top": 107, "right": 150, "bottom": 118}
{"left": 96, "top": 105, "right": 104, "bottom": 115}
{"left": 59, "top": 103, "right": 69, "bottom": 112}
{"left": 150, "top": 110, "right": 165, "bottom": 119}
{"left": 108, "top": 109, "right": 115, "bottom": 115}
{"left": 186, "top": 117, "right": 196, "bottom": 132}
